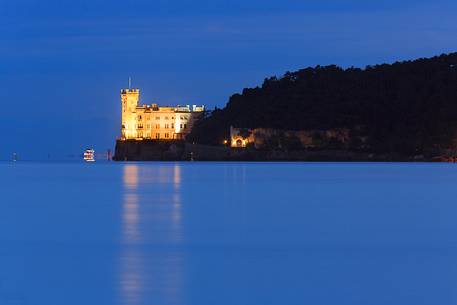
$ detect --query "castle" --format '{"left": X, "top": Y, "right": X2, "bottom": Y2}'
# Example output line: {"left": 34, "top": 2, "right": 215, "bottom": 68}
{"left": 120, "top": 88, "right": 205, "bottom": 140}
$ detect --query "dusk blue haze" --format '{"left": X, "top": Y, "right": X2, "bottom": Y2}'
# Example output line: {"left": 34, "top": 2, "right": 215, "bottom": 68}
{"left": 1, "top": 0, "right": 457, "bottom": 158}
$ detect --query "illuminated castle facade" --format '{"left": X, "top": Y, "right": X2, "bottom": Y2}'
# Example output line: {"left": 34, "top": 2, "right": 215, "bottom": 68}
{"left": 120, "top": 88, "right": 205, "bottom": 140}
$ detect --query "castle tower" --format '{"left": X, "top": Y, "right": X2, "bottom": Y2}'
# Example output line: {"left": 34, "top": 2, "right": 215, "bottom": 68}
{"left": 120, "top": 88, "right": 139, "bottom": 139}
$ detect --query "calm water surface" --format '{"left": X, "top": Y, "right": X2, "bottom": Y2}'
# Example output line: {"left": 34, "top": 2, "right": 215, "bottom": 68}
{"left": 1, "top": 162, "right": 457, "bottom": 305}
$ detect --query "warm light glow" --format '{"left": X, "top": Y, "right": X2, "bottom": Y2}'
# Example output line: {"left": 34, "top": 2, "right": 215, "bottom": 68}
{"left": 173, "top": 164, "right": 181, "bottom": 188}
{"left": 119, "top": 164, "right": 184, "bottom": 305}
{"left": 231, "top": 138, "right": 247, "bottom": 148}
{"left": 229, "top": 127, "right": 252, "bottom": 148}
{"left": 123, "top": 165, "right": 139, "bottom": 190}
{"left": 121, "top": 88, "right": 204, "bottom": 141}
{"left": 121, "top": 164, "right": 142, "bottom": 305}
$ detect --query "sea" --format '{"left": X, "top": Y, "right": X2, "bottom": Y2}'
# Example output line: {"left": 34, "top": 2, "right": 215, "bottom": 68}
{"left": 1, "top": 161, "right": 457, "bottom": 305}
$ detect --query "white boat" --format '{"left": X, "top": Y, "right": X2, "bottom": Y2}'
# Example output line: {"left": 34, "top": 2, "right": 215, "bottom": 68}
{"left": 84, "top": 149, "right": 95, "bottom": 162}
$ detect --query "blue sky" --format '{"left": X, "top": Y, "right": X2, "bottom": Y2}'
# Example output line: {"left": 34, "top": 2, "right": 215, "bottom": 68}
{"left": 1, "top": 0, "right": 457, "bottom": 159}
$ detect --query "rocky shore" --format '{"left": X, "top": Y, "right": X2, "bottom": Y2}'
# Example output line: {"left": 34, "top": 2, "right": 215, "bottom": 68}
{"left": 112, "top": 140, "right": 451, "bottom": 162}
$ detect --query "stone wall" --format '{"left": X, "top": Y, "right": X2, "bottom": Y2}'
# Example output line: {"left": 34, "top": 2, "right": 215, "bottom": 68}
{"left": 114, "top": 139, "right": 186, "bottom": 161}
{"left": 114, "top": 139, "right": 411, "bottom": 161}
{"left": 230, "top": 127, "right": 351, "bottom": 150}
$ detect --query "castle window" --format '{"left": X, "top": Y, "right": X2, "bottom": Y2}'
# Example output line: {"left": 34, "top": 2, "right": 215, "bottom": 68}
{"left": 156, "top": 117, "right": 160, "bottom": 120}
{"left": 165, "top": 124, "right": 169, "bottom": 129}
{"left": 138, "top": 124, "right": 143, "bottom": 129}
{"left": 155, "top": 133, "right": 160, "bottom": 139}
{"left": 138, "top": 115, "right": 142, "bottom": 120}
{"left": 155, "top": 124, "right": 160, "bottom": 129}
{"left": 165, "top": 133, "right": 169, "bottom": 138}
{"left": 165, "top": 116, "right": 169, "bottom": 120}
{"left": 171, "top": 123, "right": 174, "bottom": 128}
{"left": 180, "top": 124, "right": 183, "bottom": 129}
{"left": 184, "top": 124, "right": 187, "bottom": 129}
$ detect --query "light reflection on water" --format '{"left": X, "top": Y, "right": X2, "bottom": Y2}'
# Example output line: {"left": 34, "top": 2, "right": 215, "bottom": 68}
{"left": 2, "top": 162, "right": 457, "bottom": 305}
{"left": 120, "top": 164, "right": 183, "bottom": 305}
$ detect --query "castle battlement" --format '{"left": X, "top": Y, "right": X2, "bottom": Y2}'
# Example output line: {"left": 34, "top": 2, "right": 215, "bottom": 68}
{"left": 120, "top": 88, "right": 205, "bottom": 140}
{"left": 121, "top": 88, "right": 140, "bottom": 94}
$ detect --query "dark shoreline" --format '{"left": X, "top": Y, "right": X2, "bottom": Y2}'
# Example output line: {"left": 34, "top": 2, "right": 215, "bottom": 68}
{"left": 113, "top": 140, "right": 451, "bottom": 162}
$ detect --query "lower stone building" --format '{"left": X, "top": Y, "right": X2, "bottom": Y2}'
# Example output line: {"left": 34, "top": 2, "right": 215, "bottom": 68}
{"left": 230, "top": 126, "right": 350, "bottom": 150}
